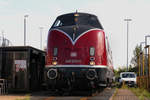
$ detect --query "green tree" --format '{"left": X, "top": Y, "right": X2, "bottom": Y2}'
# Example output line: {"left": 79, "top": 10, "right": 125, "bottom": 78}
{"left": 130, "top": 45, "right": 141, "bottom": 73}
{"left": 115, "top": 45, "right": 141, "bottom": 77}
{"left": 114, "top": 66, "right": 127, "bottom": 77}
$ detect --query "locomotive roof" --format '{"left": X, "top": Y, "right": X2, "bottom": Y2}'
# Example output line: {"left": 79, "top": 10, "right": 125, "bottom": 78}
{"left": 52, "top": 12, "right": 103, "bottom": 29}
{"left": 57, "top": 12, "right": 98, "bottom": 18}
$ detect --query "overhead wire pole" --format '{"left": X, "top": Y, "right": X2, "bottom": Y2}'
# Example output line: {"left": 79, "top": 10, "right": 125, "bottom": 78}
{"left": 39, "top": 27, "right": 43, "bottom": 50}
{"left": 140, "top": 42, "right": 145, "bottom": 76}
{"left": 1, "top": 30, "right": 12, "bottom": 46}
{"left": 1, "top": 30, "right": 4, "bottom": 47}
{"left": 140, "top": 42, "right": 145, "bottom": 52}
{"left": 145, "top": 35, "right": 150, "bottom": 50}
{"left": 0, "top": 30, "right": 4, "bottom": 78}
{"left": 145, "top": 35, "right": 150, "bottom": 75}
{"left": 24, "top": 15, "right": 29, "bottom": 46}
{"left": 1, "top": 30, "right": 7, "bottom": 47}
{"left": 124, "top": 18, "right": 132, "bottom": 71}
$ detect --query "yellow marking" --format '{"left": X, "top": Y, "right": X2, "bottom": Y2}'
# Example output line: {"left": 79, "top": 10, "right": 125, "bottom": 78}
{"left": 80, "top": 97, "right": 88, "bottom": 100}
{"left": 45, "top": 97, "right": 55, "bottom": 100}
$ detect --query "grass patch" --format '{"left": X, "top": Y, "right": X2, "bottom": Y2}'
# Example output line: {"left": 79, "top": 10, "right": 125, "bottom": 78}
{"left": 16, "top": 98, "right": 30, "bottom": 100}
{"left": 121, "top": 84, "right": 128, "bottom": 89}
{"left": 116, "top": 83, "right": 150, "bottom": 100}
{"left": 130, "top": 88, "right": 150, "bottom": 100}
{"left": 112, "top": 88, "right": 118, "bottom": 100}
{"left": 16, "top": 94, "right": 30, "bottom": 100}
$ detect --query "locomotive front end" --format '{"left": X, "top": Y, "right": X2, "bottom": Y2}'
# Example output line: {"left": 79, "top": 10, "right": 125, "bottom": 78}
{"left": 45, "top": 12, "right": 114, "bottom": 90}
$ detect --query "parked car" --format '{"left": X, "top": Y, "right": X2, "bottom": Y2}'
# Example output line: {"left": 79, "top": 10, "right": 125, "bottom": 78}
{"left": 119, "top": 72, "right": 137, "bottom": 87}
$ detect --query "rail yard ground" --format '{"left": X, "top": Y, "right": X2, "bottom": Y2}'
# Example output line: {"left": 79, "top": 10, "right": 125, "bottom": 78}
{"left": 1, "top": 87, "right": 149, "bottom": 100}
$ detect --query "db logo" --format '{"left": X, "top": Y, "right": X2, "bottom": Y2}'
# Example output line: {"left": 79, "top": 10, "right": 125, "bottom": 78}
{"left": 70, "top": 52, "right": 77, "bottom": 57}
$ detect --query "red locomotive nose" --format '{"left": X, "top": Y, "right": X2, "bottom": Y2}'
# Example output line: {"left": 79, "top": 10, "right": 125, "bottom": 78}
{"left": 47, "top": 29, "right": 107, "bottom": 66}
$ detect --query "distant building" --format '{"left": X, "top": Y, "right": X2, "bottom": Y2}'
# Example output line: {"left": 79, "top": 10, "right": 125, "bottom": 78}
{"left": 0, "top": 36, "right": 12, "bottom": 47}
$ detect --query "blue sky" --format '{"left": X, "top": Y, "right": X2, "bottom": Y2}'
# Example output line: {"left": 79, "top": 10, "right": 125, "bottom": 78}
{"left": 1, "top": 0, "right": 150, "bottom": 69}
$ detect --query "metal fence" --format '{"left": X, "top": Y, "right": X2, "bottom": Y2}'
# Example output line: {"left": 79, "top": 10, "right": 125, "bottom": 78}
{"left": 0, "top": 79, "right": 8, "bottom": 95}
{"left": 137, "top": 46, "right": 150, "bottom": 90}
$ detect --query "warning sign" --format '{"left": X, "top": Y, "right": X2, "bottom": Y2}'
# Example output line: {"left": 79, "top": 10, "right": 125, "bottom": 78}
{"left": 15, "top": 60, "right": 26, "bottom": 68}
{"left": 15, "top": 60, "right": 26, "bottom": 72}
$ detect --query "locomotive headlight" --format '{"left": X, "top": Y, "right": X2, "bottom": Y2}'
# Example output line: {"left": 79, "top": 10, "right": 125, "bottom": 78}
{"left": 86, "top": 69, "right": 97, "bottom": 80}
{"left": 47, "top": 68, "right": 57, "bottom": 79}
{"left": 52, "top": 61, "right": 57, "bottom": 65}
{"left": 90, "top": 61, "right": 95, "bottom": 66}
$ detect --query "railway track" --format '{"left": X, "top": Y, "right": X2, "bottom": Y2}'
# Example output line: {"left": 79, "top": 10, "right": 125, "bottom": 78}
{"left": 30, "top": 88, "right": 115, "bottom": 100}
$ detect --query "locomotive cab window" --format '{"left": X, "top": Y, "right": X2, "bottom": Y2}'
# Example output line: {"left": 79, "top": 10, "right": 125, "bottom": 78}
{"left": 90, "top": 47, "right": 95, "bottom": 56}
{"left": 53, "top": 20, "right": 63, "bottom": 27}
{"left": 51, "top": 13, "right": 103, "bottom": 29}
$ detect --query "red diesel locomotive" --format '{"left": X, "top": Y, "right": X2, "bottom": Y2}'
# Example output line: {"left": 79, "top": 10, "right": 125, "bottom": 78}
{"left": 45, "top": 12, "right": 114, "bottom": 90}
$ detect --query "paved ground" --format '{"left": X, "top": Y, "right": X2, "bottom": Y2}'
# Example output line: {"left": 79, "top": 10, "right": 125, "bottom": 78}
{"left": 0, "top": 88, "right": 148, "bottom": 100}
{"left": 0, "top": 88, "right": 115, "bottom": 100}
{"left": 113, "top": 89, "right": 139, "bottom": 100}
{"left": 87, "top": 88, "right": 115, "bottom": 100}
{"left": 0, "top": 95, "right": 28, "bottom": 100}
{"left": 2, "top": 88, "right": 144, "bottom": 100}
{"left": 30, "top": 88, "right": 115, "bottom": 100}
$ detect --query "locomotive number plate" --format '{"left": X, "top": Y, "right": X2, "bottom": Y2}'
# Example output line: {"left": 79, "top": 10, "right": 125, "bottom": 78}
{"left": 70, "top": 52, "right": 77, "bottom": 57}
{"left": 65, "top": 59, "right": 81, "bottom": 63}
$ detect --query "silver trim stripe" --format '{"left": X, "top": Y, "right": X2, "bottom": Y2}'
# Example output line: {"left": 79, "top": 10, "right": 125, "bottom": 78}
{"left": 50, "top": 28, "right": 102, "bottom": 45}
{"left": 45, "top": 65, "right": 108, "bottom": 68}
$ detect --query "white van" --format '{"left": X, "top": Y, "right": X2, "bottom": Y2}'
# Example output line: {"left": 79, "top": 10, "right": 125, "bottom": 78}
{"left": 119, "top": 72, "right": 136, "bottom": 87}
